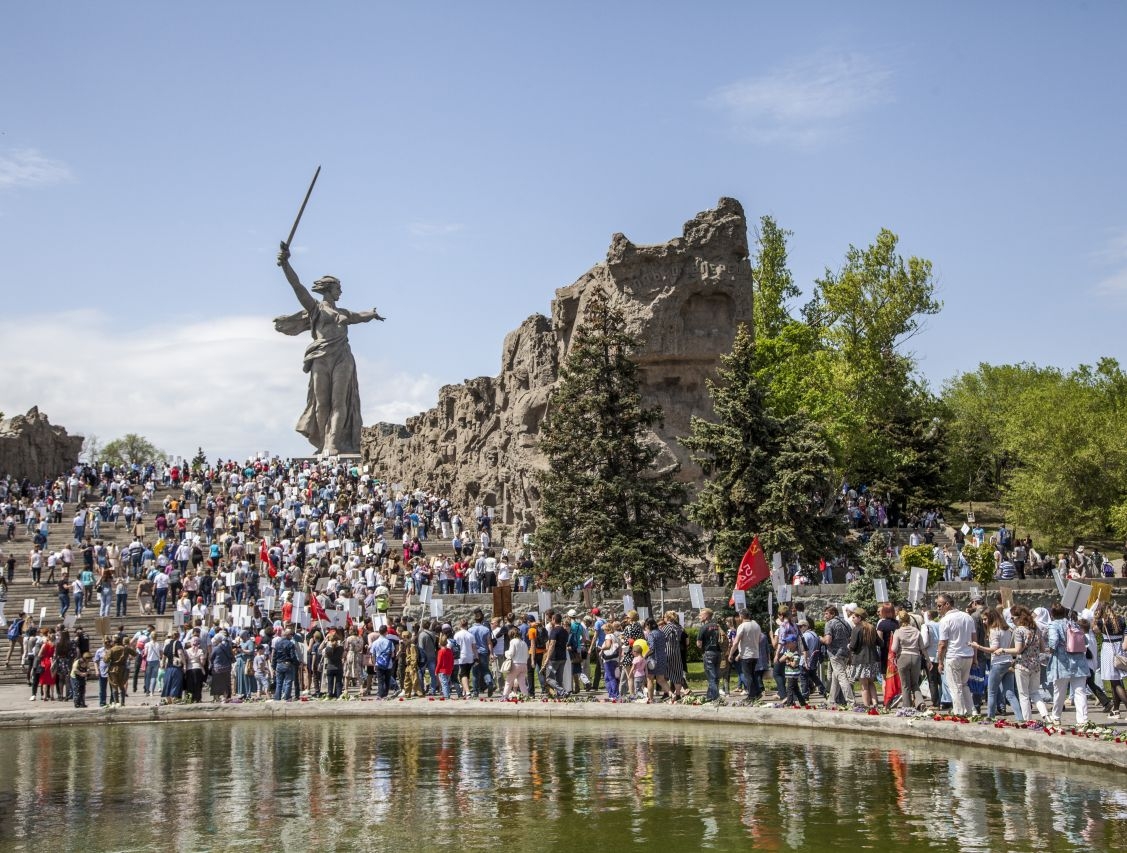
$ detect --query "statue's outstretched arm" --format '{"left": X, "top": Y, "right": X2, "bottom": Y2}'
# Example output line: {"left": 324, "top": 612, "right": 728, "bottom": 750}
{"left": 277, "top": 242, "right": 316, "bottom": 313}
{"left": 342, "top": 307, "right": 386, "bottom": 325}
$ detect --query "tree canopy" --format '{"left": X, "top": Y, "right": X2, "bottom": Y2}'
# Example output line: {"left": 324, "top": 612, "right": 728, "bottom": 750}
{"left": 534, "top": 284, "right": 698, "bottom": 591}
{"left": 684, "top": 325, "right": 846, "bottom": 579}
{"left": 100, "top": 434, "right": 167, "bottom": 467}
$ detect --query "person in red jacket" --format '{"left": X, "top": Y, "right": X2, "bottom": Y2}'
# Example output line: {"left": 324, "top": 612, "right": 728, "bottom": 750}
{"left": 435, "top": 633, "right": 454, "bottom": 699}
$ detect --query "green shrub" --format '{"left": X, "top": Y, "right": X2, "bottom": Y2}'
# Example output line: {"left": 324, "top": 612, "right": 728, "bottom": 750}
{"left": 899, "top": 543, "right": 944, "bottom": 585}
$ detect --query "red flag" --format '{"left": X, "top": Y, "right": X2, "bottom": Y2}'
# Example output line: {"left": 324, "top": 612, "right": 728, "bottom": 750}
{"left": 735, "top": 536, "right": 770, "bottom": 591}
{"left": 309, "top": 594, "right": 328, "bottom": 623}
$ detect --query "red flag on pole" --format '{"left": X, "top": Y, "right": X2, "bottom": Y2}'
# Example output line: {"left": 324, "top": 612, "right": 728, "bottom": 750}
{"left": 309, "top": 593, "right": 328, "bottom": 623}
{"left": 735, "top": 536, "right": 770, "bottom": 591}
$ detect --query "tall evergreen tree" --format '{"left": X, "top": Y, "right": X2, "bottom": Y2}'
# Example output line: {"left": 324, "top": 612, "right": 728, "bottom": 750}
{"left": 535, "top": 284, "right": 698, "bottom": 592}
{"left": 683, "top": 325, "right": 846, "bottom": 581}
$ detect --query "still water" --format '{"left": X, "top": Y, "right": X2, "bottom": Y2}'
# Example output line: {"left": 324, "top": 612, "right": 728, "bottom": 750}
{"left": 0, "top": 717, "right": 1123, "bottom": 852}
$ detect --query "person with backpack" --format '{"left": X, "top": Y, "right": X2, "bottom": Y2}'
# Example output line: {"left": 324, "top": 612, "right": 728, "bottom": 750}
{"left": 798, "top": 618, "right": 826, "bottom": 698}
{"left": 1046, "top": 603, "right": 1089, "bottom": 725}
{"left": 6, "top": 612, "right": 25, "bottom": 667}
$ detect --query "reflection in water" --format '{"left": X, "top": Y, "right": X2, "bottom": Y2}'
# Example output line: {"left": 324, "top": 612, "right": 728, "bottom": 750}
{"left": 0, "top": 718, "right": 1122, "bottom": 852}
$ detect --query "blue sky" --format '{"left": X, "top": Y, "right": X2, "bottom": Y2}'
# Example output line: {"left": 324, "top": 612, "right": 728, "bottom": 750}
{"left": 2, "top": 3, "right": 1125, "bottom": 461}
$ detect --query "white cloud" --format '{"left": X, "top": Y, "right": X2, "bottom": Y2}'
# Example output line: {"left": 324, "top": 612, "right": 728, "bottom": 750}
{"left": 407, "top": 221, "right": 464, "bottom": 239}
{"left": 1093, "top": 228, "right": 1127, "bottom": 301}
{"left": 708, "top": 52, "right": 893, "bottom": 145}
{"left": 0, "top": 148, "right": 73, "bottom": 189}
{"left": 0, "top": 311, "right": 440, "bottom": 461}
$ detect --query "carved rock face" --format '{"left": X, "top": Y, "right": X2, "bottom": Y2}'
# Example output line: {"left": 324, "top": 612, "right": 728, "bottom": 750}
{"left": 361, "top": 198, "right": 753, "bottom": 537}
{"left": 0, "top": 407, "right": 84, "bottom": 482}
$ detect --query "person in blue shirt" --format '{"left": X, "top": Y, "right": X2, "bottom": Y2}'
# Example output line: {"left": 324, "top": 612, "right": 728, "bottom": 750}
{"left": 468, "top": 610, "right": 494, "bottom": 697}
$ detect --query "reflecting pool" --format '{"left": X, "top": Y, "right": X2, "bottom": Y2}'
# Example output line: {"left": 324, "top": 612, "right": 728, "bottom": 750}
{"left": 1, "top": 718, "right": 1124, "bottom": 851}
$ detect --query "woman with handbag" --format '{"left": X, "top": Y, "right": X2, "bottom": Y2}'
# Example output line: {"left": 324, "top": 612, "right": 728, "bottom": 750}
{"left": 971, "top": 608, "right": 1022, "bottom": 720}
{"left": 1095, "top": 602, "right": 1127, "bottom": 717}
{"left": 1046, "top": 603, "right": 1089, "bottom": 725}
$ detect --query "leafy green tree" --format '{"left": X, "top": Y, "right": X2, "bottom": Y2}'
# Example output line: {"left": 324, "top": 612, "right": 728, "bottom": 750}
{"left": 803, "top": 229, "right": 944, "bottom": 510}
{"left": 684, "top": 325, "right": 846, "bottom": 580}
{"left": 101, "top": 434, "right": 167, "bottom": 467}
{"left": 845, "top": 535, "right": 903, "bottom": 616}
{"left": 943, "top": 358, "right": 1127, "bottom": 546}
{"left": 534, "top": 284, "right": 698, "bottom": 592}
{"left": 899, "top": 543, "right": 944, "bottom": 585}
{"left": 960, "top": 544, "right": 996, "bottom": 587}
{"left": 747, "top": 221, "right": 945, "bottom": 516}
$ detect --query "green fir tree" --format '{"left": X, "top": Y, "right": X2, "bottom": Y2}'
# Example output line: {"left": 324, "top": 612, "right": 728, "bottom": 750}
{"left": 683, "top": 324, "right": 846, "bottom": 582}
{"left": 534, "top": 284, "right": 698, "bottom": 592}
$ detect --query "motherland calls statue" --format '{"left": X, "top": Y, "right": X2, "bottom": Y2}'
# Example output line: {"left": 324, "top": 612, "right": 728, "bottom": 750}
{"left": 274, "top": 242, "right": 384, "bottom": 457}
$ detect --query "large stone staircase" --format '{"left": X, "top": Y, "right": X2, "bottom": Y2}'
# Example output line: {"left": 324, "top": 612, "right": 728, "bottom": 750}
{"left": 1, "top": 484, "right": 182, "bottom": 686}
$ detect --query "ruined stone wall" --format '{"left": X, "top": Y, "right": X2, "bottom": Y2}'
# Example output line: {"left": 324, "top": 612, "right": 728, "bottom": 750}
{"left": 0, "top": 407, "right": 83, "bottom": 482}
{"left": 361, "top": 198, "right": 753, "bottom": 542}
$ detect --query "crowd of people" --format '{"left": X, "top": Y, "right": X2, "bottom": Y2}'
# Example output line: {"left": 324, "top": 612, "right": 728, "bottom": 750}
{"left": 1, "top": 458, "right": 1125, "bottom": 735}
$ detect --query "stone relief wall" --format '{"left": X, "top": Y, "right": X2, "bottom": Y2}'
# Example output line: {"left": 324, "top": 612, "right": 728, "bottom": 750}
{"left": 361, "top": 197, "right": 753, "bottom": 541}
{"left": 0, "top": 407, "right": 84, "bottom": 482}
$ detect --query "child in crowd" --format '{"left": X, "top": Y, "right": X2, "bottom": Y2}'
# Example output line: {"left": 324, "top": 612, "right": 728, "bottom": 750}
{"left": 253, "top": 646, "right": 270, "bottom": 697}
{"left": 631, "top": 644, "right": 648, "bottom": 699}
{"left": 777, "top": 638, "right": 807, "bottom": 707}
{"left": 436, "top": 632, "right": 454, "bottom": 699}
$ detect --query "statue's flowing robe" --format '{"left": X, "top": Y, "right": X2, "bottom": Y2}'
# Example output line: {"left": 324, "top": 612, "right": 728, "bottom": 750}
{"left": 273, "top": 302, "right": 363, "bottom": 455}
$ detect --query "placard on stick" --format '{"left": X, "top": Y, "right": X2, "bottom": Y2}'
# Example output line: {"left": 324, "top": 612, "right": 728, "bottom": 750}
{"left": 94, "top": 616, "right": 111, "bottom": 638}
{"left": 637, "top": 606, "right": 650, "bottom": 622}
{"left": 537, "top": 591, "right": 552, "bottom": 617}
{"left": 873, "top": 579, "right": 889, "bottom": 604}
{"left": 429, "top": 598, "right": 444, "bottom": 618}
{"left": 688, "top": 584, "right": 705, "bottom": 610}
{"left": 622, "top": 594, "right": 634, "bottom": 614}
{"left": 1061, "top": 581, "right": 1091, "bottom": 613}
{"left": 1052, "top": 570, "right": 1066, "bottom": 597}
{"left": 23, "top": 599, "right": 35, "bottom": 616}
{"left": 999, "top": 587, "right": 1014, "bottom": 609}
{"left": 777, "top": 585, "right": 792, "bottom": 603}
{"left": 731, "top": 590, "right": 746, "bottom": 609}
{"left": 908, "top": 567, "right": 928, "bottom": 604}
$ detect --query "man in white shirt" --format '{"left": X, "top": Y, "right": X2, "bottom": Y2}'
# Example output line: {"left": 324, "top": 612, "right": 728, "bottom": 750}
{"left": 453, "top": 619, "right": 477, "bottom": 698}
{"left": 153, "top": 569, "right": 170, "bottom": 614}
{"left": 728, "top": 609, "right": 763, "bottom": 703}
{"left": 936, "top": 594, "right": 977, "bottom": 716}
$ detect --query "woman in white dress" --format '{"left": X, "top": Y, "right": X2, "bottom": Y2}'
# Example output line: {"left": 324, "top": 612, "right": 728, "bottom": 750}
{"left": 1095, "top": 602, "right": 1127, "bottom": 717}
